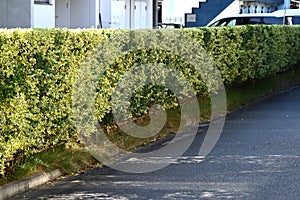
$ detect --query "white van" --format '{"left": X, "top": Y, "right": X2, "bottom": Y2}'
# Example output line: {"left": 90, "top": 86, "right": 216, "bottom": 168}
{"left": 207, "top": 9, "right": 300, "bottom": 27}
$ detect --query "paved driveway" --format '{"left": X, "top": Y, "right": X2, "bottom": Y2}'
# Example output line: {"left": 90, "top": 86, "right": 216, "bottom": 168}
{"left": 12, "top": 87, "right": 300, "bottom": 199}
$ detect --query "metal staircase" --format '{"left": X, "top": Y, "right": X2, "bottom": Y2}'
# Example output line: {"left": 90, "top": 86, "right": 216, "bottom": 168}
{"left": 185, "top": 0, "right": 235, "bottom": 27}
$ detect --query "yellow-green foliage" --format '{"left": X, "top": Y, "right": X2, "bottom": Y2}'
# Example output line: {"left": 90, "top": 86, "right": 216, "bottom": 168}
{"left": 183, "top": 26, "right": 300, "bottom": 85}
{"left": 0, "top": 29, "right": 107, "bottom": 175}
{"left": 1, "top": 26, "right": 300, "bottom": 175}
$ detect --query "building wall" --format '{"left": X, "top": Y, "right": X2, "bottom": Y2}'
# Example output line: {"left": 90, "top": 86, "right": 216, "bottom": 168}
{"left": 240, "top": 0, "right": 290, "bottom": 13}
{"left": 110, "top": 0, "right": 127, "bottom": 28}
{"left": 207, "top": 0, "right": 240, "bottom": 26}
{"left": 70, "top": 0, "right": 100, "bottom": 28}
{"left": 278, "top": 0, "right": 291, "bottom": 9}
{"left": 146, "top": 0, "right": 153, "bottom": 28}
{"left": 34, "top": 3, "right": 55, "bottom": 28}
{"left": 162, "top": 0, "right": 205, "bottom": 25}
{"left": 90, "top": 0, "right": 99, "bottom": 28}
{"left": 70, "top": 0, "right": 90, "bottom": 28}
{"left": 110, "top": 0, "right": 153, "bottom": 29}
{"left": 0, "top": 0, "right": 153, "bottom": 29}
{"left": 0, "top": 0, "right": 33, "bottom": 28}
{"left": 55, "top": 0, "right": 100, "bottom": 28}
{"left": 100, "top": 0, "right": 111, "bottom": 28}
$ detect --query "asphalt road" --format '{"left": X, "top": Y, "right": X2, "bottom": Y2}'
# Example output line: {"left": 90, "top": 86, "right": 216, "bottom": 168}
{"left": 11, "top": 86, "right": 300, "bottom": 200}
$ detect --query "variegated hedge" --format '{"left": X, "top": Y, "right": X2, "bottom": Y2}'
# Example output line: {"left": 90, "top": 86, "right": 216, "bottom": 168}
{"left": 1, "top": 26, "right": 300, "bottom": 175}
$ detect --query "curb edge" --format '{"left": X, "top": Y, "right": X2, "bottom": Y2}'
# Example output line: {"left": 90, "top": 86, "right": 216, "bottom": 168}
{"left": 0, "top": 169, "right": 65, "bottom": 200}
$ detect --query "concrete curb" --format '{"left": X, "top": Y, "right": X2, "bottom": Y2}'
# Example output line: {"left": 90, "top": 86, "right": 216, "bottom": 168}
{"left": 0, "top": 169, "right": 65, "bottom": 200}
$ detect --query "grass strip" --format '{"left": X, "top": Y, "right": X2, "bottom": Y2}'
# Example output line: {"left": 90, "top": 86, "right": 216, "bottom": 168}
{"left": 2, "top": 65, "right": 300, "bottom": 186}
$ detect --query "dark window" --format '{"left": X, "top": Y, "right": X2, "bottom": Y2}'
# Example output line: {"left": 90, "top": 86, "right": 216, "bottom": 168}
{"left": 236, "top": 17, "right": 262, "bottom": 25}
{"left": 208, "top": 19, "right": 226, "bottom": 26}
{"left": 210, "top": 18, "right": 236, "bottom": 26}
{"left": 263, "top": 17, "right": 284, "bottom": 25}
{"left": 258, "top": 0, "right": 284, "bottom": 4}
{"left": 34, "top": 0, "right": 50, "bottom": 4}
{"left": 292, "top": 16, "right": 300, "bottom": 25}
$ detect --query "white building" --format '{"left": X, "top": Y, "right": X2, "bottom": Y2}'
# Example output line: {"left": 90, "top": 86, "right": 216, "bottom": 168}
{"left": 162, "top": 0, "right": 204, "bottom": 25}
{"left": 0, "top": 0, "right": 155, "bottom": 29}
{"left": 109, "top": 0, "right": 153, "bottom": 29}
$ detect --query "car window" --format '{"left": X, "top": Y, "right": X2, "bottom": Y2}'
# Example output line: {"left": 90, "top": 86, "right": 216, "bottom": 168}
{"left": 249, "top": 17, "right": 262, "bottom": 24}
{"left": 219, "top": 20, "right": 228, "bottom": 26}
{"left": 236, "top": 17, "right": 262, "bottom": 25}
{"left": 263, "top": 17, "right": 284, "bottom": 25}
{"left": 209, "top": 19, "right": 229, "bottom": 27}
{"left": 292, "top": 16, "right": 300, "bottom": 25}
{"left": 208, "top": 15, "right": 300, "bottom": 27}
{"left": 208, "top": 21, "right": 219, "bottom": 27}
{"left": 158, "top": 23, "right": 183, "bottom": 29}
{"left": 227, "top": 19, "right": 237, "bottom": 26}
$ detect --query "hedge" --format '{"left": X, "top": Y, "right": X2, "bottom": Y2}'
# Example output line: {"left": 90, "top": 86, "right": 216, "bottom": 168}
{"left": 1, "top": 25, "right": 300, "bottom": 175}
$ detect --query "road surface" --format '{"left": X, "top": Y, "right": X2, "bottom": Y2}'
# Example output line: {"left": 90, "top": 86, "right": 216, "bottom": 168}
{"left": 12, "top": 86, "right": 300, "bottom": 199}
